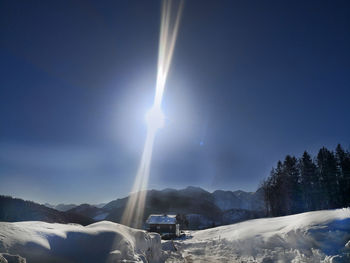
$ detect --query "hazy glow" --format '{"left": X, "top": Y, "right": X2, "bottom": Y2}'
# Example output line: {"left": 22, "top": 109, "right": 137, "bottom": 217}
{"left": 121, "top": 0, "right": 183, "bottom": 228}
{"left": 145, "top": 106, "right": 165, "bottom": 131}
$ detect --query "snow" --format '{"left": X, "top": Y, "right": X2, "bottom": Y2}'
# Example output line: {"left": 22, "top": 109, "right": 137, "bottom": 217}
{"left": 0, "top": 221, "right": 162, "bottom": 263}
{"left": 1, "top": 209, "right": 349, "bottom": 262}
{"left": 164, "top": 208, "right": 350, "bottom": 262}
{"left": 147, "top": 215, "right": 177, "bottom": 225}
{"left": 0, "top": 253, "right": 26, "bottom": 263}
{"left": 185, "top": 214, "right": 214, "bottom": 229}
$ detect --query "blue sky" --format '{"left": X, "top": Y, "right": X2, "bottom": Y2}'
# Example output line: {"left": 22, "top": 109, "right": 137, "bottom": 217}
{"left": 1, "top": 0, "right": 349, "bottom": 204}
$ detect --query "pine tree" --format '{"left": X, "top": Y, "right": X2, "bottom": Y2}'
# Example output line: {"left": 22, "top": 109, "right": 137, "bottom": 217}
{"left": 299, "top": 151, "right": 318, "bottom": 211}
{"left": 275, "top": 160, "right": 287, "bottom": 215}
{"left": 261, "top": 174, "right": 273, "bottom": 216}
{"left": 261, "top": 144, "right": 349, "bottom": 218}
{"left": 283, "top": 155, "right": 301, "bottom": 214}
{"left": 335, "top": 144, "right": 350, "bottom": 206}
{"left": 317, "top": 147, "right": 339, "bottom": 209}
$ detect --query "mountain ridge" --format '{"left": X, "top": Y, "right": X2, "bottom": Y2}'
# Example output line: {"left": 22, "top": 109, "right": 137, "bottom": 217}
{"left": 0, "top": 195, "right": 94, "bottom": 225}
{"left": 2, "top": 186, "right": 265, "bottom": 229}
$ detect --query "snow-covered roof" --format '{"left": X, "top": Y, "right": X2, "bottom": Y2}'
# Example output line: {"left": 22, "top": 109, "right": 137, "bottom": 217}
{"left": 146, "top": 214, "right": 177, "bottom": 225}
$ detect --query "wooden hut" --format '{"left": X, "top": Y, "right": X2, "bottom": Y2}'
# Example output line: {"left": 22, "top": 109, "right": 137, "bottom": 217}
{"left": 146, "top": 214, "right": 180, "bottom": 237}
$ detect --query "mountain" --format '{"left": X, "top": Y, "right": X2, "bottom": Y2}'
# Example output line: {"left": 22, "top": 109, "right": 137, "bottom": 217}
{"left": 67, "top": 204, "right": 109, "bottom": 221}
{"left": 99, "top": 186, "right": 265, "bottom": 229}
{"left": 44, "top": 202, "right": 107, "bottom": 211}
{"left": 43, "top": 203, "right": 77, "bottom": 212}
{"left": 54, "top": 203, "right": 77, "bottom": 212}
{"left": 1, "top": 186, "right": 265, "bottom": 230}
{"left": 102, "top": 186, "right": 222, "bottom": 227}
{"left": 94, "top": 203, "right": 107, "bottom": 208}
{"left": 0, "top": 195, "right": 94, "bottom": 225}
{"left": 213, "top": 187, "right": 265, "bottom": 211}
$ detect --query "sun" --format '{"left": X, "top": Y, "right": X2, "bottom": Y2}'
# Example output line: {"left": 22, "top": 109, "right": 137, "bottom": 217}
{"left": 121, "top": 0, "right": 183, "bottom": 228}
{"left": 145, "top": 106, "right": 165, "bottom": 131}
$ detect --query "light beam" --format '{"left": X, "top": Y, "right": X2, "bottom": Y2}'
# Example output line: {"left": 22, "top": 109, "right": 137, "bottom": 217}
{"left": 145, "top": 106, "right": 165, "bottom": 132}
{"left": 121, "top": 0, "right": 184, "bottom": 228}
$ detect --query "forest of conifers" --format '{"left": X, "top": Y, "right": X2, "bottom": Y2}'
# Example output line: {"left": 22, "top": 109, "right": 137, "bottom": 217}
{"left": 262, "top": 144, "right": 350, "bottom": 216}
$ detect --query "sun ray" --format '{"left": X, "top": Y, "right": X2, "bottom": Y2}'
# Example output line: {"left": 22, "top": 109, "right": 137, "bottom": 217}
{"left": 121, "top": 0, "right": 184, "bottom": 228}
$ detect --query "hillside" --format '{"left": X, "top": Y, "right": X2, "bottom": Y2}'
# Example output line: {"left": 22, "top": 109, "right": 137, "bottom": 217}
{"left": 67, "top": 204, "right": 109, "bottom": 221}
{"left": 0, "top": 196, "right": 94, "bottom": 226}
{"left": 164, "top": 208, "right": 350, "bottom": 262}
{"left": 102, "top": 186, "right": 265, "bottom": 229}
{"left": 56, "top": 186, "right": 265, "bottom": 229}
{"left": 1, "top": 209, "right": 349, "bottom": 262}
{"left": 0, "top": 187, "right": 265, "bottom": 230}
{"left": 43, "top": 203, "right": 77, "bottom": 212}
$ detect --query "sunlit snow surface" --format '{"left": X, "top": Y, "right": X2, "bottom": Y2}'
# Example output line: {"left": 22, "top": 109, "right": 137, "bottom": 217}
{"left": 0, "top": 221, "right": 162, "bottom": 263}
{"left": 164, "top": 208, "right": 350, "bottom": 263}
{"left": 0, "top": 209, "right": 349, "bottom": 262}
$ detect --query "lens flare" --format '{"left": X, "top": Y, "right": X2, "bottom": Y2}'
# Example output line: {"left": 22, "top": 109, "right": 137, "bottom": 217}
{"left": 145, "top": 106, "right": 165, "bottom": 132}
{"left": 121, "top": 0, "right": 184, "bottom": 228}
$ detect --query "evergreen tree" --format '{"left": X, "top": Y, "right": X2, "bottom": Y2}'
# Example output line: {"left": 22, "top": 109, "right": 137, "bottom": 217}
{"left": 283, "top": 155, "right": 301, "bottom": 214}
{"left": 274, "top": 160, "right": 286, "bottom": 215}
{"left": 299, "top": 151, "right": 319, "bottom": 211}
{"left": 269, "top": 167, "right": 280, "bottom": 216}
{"left": 317, "top": 147, "right": 339, "bottom": 209}
{"left": 261, "top": 177, "right": 272, "bottom": 216}
{"left": 261, "top": 144, "right": 349, "bottom": 218}
{"left": 345, "top": 150, "right": 350, "bottom": 206}
{"left": 335, "top": 144, "right": 350, "bottom": 206}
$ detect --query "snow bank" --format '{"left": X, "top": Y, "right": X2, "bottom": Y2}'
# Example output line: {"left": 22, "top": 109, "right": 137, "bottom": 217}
{"left": 1, "top": 209, "right": 349, "bottom": 262}
{"left": 0, "top": 253, "right": 26, "bottom": 263}
{"left": 165, "top": 208, "right": 350, "bottom": 262}
{"left": 0, "top": 221, "right": 162, "bottom": 263}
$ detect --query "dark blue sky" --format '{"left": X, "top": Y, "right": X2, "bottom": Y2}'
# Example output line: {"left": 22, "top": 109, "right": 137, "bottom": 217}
{"left": 1, "top": 0, "right": 349, "bottom": 204}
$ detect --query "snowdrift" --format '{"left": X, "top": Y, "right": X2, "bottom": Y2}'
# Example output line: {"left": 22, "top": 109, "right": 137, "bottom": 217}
{"left": 1, "top": 209, "right": 349, "bottom": 262}
{"left": 165, "top": 208, "right": 350, "bottom": 262}
{"left": 0, "top": 221, "right": 162, "bottom": 263}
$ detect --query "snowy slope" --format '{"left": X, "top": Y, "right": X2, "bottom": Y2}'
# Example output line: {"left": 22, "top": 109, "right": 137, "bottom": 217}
{"left": 164, "top": 208, "right": 350, "bottom": 262}
{"left": 0, "top": 221, "right": 162, "bottom": 263}
{"left": 1, "top": 209, "right": 349, "bottom": 263}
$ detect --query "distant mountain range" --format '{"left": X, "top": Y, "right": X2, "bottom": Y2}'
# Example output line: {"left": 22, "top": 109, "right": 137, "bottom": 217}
{"left": 0, "top": 196, "right": 94, "bottom": 225}
{"left": 43, "top": 203, "right": 77, "bottom": 212}
{"left": 65, "top": 186, "right": 265, "bottom": 229}
{"left": 1, "top": 187, "right": 265, "bottom": 229}
{"left": 43, "top": 202, "right": 107, "bottom": 212}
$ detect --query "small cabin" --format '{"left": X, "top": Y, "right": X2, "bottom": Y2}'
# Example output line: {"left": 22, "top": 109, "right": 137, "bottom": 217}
{"left": 146, "top": 214, "right": 180, "bottom": 237}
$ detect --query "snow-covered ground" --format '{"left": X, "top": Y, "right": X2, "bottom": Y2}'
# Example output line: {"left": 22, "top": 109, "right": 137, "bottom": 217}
{"left": 1, "top": 209, "right": 349, "bottom": 262}
{"left": 0, "top": 221, "right": 162, "bottom": 263}
{"left": 164, "top": 208, "right": 350, "bottom": 262}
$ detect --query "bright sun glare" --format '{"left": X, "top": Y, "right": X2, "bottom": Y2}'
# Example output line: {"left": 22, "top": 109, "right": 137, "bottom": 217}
{"left": 121, "top": 0, "right": 183, "bottom": 229}
{"left": 145, "top": 106, "right": 165, "bottom": 131}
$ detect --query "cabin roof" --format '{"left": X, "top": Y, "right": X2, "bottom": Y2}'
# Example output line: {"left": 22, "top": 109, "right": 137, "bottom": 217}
{"left": 146, "top": 214, "right": 177, "bottom": 225}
